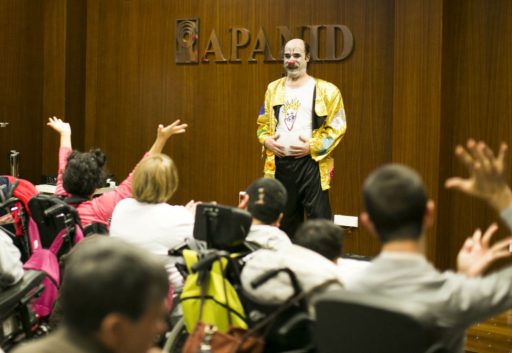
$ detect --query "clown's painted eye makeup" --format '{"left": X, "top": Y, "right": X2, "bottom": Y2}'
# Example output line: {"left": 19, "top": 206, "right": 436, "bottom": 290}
{"left": 284, "top": 53, "right": 303, "bottom": 59}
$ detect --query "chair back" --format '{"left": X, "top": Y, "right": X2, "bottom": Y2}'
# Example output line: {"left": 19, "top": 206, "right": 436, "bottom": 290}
{"left": 314, "top": 290, "right": 446, "bottom": 353}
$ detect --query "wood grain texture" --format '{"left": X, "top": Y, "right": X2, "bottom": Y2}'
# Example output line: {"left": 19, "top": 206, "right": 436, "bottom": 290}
{"left": 437, "top": 0, "right": 512, "bottom": 270}
{"left": 83, "top": 0, "right": 395, "bottom": 257}
{"left": 392, "top": 0, "right": 443, "bottom": 262}
{"left": 3, "top": 0, "right": 512, "bottom": 273}
{"left": 466, "top": 309, "right": 512, "bottom": 353}
{"left": 0, "top": 0, "right": 44, "bottom": 182}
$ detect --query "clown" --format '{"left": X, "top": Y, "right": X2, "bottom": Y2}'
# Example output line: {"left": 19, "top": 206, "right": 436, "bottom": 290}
{"left": 257, "top": 38, "right": 347, "bottom": 238}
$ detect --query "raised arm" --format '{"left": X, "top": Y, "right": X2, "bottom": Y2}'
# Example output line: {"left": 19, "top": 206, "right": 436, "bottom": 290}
{"left": 148, "top": 120, "right": 188, "bottom": 155}
{"left": 47, "top": 116, "right": 72, "bottom": 196}
{"left": 90, "top": 120, "right": 188, "bottom": 226}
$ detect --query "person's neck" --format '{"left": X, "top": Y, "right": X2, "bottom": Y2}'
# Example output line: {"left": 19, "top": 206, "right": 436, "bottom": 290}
{"left": 64, "top": 328, "right": 112, "bottom": 353}
{"left": 381, "top": 239, "right": 424, "bottom": 255}
{"left": 252, "top": 218, "right": 277, "bottom": 227}
{"left": 286, "top": 73, "right": 311, "bottom": 88}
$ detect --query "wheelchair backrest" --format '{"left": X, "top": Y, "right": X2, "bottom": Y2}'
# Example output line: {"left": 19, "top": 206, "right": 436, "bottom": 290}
{"left": 27, "top": 194, "right": 83, "bottom": 256}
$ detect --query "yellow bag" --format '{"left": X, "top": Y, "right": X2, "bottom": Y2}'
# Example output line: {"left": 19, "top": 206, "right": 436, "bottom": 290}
{"left": 180, "top": 250, "right": 248, "bottom": 333}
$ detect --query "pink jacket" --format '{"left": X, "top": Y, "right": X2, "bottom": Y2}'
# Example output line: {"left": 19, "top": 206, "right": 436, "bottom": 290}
{"left": 55, "top": 147, "right": 145, "bottom": 229}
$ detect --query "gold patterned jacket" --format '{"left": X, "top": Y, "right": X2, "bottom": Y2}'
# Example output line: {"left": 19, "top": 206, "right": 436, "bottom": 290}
{"left": 257, "top": 77, "right": 346, "bottom": 190}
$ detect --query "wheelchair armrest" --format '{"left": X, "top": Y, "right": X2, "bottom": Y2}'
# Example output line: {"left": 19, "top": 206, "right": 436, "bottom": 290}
{"left": 251, "top": 268, "right": 302, "bottom": 296}
{"left": 0, "top": 270, "right": 46, "bottom": 317}
{"left": 0, "top": 197, "right": 21, "bottom": 211}
{"left": 168, "top": 241, "right": 189, "bottom": 256}
{"left": 277, "top": 311, "right": 312, "bottom": 337}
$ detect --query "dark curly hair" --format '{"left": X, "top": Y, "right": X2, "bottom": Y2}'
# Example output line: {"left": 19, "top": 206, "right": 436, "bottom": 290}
{"left": 63, "top": 148, "right": 107, "bottom": 198}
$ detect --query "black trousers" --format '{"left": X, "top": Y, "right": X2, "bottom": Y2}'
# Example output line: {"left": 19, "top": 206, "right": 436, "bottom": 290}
{"left": 275, "top": 156, "right": 332, "bottom": 238}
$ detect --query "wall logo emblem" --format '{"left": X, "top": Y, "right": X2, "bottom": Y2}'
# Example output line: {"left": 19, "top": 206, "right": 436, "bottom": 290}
{"left": 175, "top": 18, "right": 354, "bottom": 64}
{"left": 176, "top": 18, "right": 199, "bottom": 63}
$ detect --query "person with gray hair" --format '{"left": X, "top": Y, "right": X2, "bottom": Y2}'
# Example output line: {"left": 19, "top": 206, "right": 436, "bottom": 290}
{"left": 13, "top": 237, "right": 169, "bottom": 353}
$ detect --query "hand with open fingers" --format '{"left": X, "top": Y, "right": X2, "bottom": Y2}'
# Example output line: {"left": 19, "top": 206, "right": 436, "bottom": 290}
{"left": 445, "top": 139, "right": 512, "bottom": 211}
{"left": 47, "top": 116, "right": 71, "bottom": 136}
{"left": 157, "top": 119, "right": 188, "bottom": 141}
{"left": 457, "top": 223, "right": 512, "bottom": 277}
{"left": 264, "top": 134, "right": 286, "bottom": 157}
{"left": 289, "top": 135, "right": 310, "bottom": 158}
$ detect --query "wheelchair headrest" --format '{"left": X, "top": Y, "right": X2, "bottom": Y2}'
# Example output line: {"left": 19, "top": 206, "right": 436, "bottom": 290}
{"left": 193, "top": 203, "right": 252, "bottom": 250}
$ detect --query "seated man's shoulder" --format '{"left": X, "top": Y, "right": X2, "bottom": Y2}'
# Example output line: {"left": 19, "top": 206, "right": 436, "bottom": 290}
{"left": 246, "top": 224, "right": 291, "bottom": 249}
{"left": 12, "top": 331, "right": 101, "bottom": 353}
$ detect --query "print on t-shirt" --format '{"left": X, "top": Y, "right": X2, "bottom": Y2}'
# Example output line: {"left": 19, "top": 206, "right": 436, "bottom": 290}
{"left": 275, "top": 78, "right": 315, "bottom": 155}
{"left": 282, "top": 98, "right": 300, "bottom": 131}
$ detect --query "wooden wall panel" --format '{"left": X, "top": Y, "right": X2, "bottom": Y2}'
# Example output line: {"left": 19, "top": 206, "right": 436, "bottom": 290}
{"left": 5, "top": 0, "right": 511, "bottom": 266}
{"left": 392, "top": 0, "right": 443, "bottom": 261}
{"left": 437, "top": 0, "right": 512, "bottom": 270}
{"left": 41, "top": 0, "right": 67, "bottom": 179}
{"left": 0, "top": 1, "right": 44, "bottom": 182}
{"left": 84, "top": 0, "right": 395, "bottom": 257}
{"left": 42, "top": 0, "right": 87, "bottom": 178}
{"left": 324, "top": 0, "right": 395, "bottom": 256}
{"left": 0, "top": 0, "right": 86, "bottom": 183}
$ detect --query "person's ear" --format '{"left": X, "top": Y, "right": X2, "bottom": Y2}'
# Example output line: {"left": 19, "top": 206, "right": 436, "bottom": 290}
{"left": 423, "top": 200, "right": 435, "bottom": 229}
{"left": 274, "top": 213, "right": 284, "bottom": 227}
{"left": 360, "top": 212, "right": 377, "bottom": 238}
{"left": 238, "top": 193, "right": 250, "bottom": 209}
{"left": 96, "top": 313, "right": 127, "bottom": 352}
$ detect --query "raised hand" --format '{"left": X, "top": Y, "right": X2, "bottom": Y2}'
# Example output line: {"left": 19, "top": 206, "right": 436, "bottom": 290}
{"left": 457, "top": 223, "right": 512, "bottom": 277}
{"left": 445, "top": 139, "right": 512, "bottom": 211}
{"left": 47, "top": 116, "right": 71, "bottom": 136}
{"left": 47, "top": 116, "right": 72, "bottom": 148}
{"left": 157, "top": 119, "right": 188, "bottom": 141}
{"left": 149, "top": 119, "right": 188, "bottom": 155}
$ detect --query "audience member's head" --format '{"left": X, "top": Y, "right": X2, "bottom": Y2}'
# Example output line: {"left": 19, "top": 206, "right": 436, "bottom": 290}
{"left": 362, "top": 164, "right": 429, "bottom": 243}
{"left": 132, "top": 153, "right": 178, "bottom": 204}
{"left": 243, "top": 177, "right": 287, "bottom": 225}
{"left": 59, "top": 236, "right": 168, "bottom": 353}
{"left": 63, "top": 149, "right": 106, "bottom": 198}
{"left": 294, "top": 219, "right": 344, "bottom": 262}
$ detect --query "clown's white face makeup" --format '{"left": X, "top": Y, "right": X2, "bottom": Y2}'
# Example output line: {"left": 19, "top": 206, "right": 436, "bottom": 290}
{"left": 283, "top": 39, "right": 309, "bottom": 80}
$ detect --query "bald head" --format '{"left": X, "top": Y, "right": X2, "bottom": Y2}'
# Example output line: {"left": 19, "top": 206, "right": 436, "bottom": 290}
{"left": 284, "top": 39, "right": 308, "bottom": 55}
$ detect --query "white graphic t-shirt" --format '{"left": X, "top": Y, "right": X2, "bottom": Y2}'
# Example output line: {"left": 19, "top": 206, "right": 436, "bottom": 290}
{"left": 275, "top": 78, "right": 315, "bottom": 155}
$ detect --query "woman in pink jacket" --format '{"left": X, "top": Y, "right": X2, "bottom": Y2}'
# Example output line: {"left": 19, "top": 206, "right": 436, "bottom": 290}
{"left": 47, "top": 116, "right": 187, "bottom": 231}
